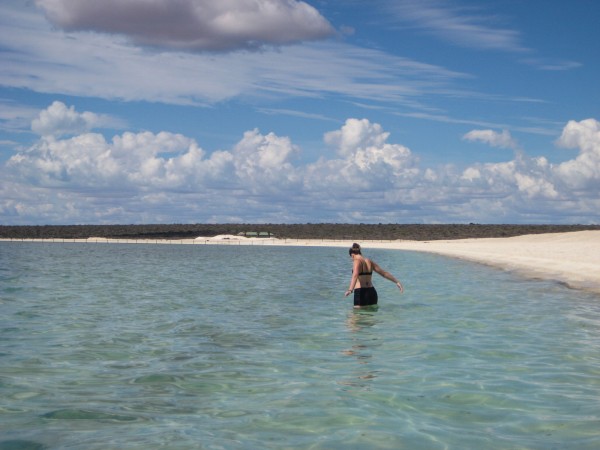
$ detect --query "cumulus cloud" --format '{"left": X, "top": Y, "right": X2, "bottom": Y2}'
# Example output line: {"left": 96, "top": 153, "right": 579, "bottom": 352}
{"left": 309, "top": 118, "right": 419, "bottom": 193}
{"left": 462, "top": 129, "right": 519, "bottom": 150}
{"left": 31, "top": 101, "right": 123, "bottom": 137}
{"left": 232, "top": 129, "right": 301, "bottom": 194}
{"left": 325, "top": 118, "right": 391, "bottom": 158}
{"left": 35, "top": 0, "right": 334, "bottom": 52}
{"left": 9, "top": 131, "right": 185, "bottom": 189}
{"left": 556, "top": 118, "right": 600, "bottom": 151}
{"left": 2, "top": 104, "right": 600, "bottom": 224}
{"left": 8, "top": 104, "right": 305, "bottom": 195}
{"left": 460, "top": 156, "right": 558, "bottom": 200}
{"left": 554, "top": 118, "right": 600, "bottom": 190}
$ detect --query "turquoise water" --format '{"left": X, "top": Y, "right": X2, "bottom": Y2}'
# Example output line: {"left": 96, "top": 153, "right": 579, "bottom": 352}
{"left": 1, "top": 242, "right": 600, "bottom": 449}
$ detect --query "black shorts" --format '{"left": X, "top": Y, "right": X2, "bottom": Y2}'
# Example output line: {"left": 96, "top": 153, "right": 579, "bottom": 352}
{"left": 354, "top": 287, "right": 378, "bottom": 307}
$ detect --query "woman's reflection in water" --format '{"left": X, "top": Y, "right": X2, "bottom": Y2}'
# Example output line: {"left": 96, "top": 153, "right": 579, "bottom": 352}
{"left": 339, "top": 306, "right": 381, "bottom": 390}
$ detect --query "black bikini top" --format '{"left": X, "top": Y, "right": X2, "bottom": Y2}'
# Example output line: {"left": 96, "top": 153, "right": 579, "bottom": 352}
{"left": 358, "top": 259, "right": 373, "bottom": 276}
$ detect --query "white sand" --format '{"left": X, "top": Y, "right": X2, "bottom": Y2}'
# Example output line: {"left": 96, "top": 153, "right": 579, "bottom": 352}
{"left": 264, "top": 231, "right": 600, "bottom": 294}
{"left": 363, "top": 230, "right": 600, "bottom": 294}
{"left": 3, "top": 230, "right": 599, "bottom": 294}
{"left": 250, "top": 230, "right": 600, "bottom": 294}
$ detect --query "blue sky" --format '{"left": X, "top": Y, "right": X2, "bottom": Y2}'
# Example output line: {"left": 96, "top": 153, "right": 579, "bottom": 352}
{"left": 1, "top": 0, "right": 599, "bottom": 225}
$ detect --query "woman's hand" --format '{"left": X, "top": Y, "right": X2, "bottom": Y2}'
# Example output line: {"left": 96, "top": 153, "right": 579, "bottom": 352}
{"left": 396, "top": 282, "right": 404, "bottom": 294}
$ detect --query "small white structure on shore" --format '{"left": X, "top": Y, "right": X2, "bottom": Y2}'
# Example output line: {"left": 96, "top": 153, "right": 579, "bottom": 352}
{"left": 237, "top": 231, "right": 275, "bottom": 238}
{"left": 205, "top": 234, "right": 248, "bottom": 241}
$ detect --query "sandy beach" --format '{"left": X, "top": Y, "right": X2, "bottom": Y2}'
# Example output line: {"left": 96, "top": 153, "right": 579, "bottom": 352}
{"left": 3, "top": 230, "right": 600, "bottom": 294}
{"left": 126, "top": 230, "right": 600, "bottom": 294}
{"left": 363, "top": 230, "right": 600, "bottom": 295}
{"left": 262, "top": 230, "right": 599, "bottom": 294}
{"left": 245, "top": 231, "right": 598, "bottom": 295}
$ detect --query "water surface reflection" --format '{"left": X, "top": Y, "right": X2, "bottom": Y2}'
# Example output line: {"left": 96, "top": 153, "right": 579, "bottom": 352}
{"left": 339, "top": 307, "right": 382, "bottom": 390}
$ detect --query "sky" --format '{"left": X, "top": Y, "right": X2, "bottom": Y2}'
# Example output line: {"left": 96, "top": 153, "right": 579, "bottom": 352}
{"left": 0, "top": 0, "right": 599, "bottom": 225}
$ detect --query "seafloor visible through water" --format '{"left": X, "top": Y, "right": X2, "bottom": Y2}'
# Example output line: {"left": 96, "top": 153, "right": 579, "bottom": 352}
{"left": 1, "top": 242, "right": 599, "bottom": 449}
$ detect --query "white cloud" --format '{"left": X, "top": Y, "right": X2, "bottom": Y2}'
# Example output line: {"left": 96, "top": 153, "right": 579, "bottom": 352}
{"left": 2, "top": 106, "right": 600, "bottom": 224}
{"left": 556, "top": 118, "right": 600, "bottom": 152}
{"left": 325, "top": 118, "right": 390, "bottom": 158}
{"left": 306, "top": 118, "right": 419, "bottom": 194}
{"left": 384, "top": 0, "right": 526, "bottom": 52}
{"left": 462, "top": 129, "right": 519, "bottom": 150}
{"left": 514, "top": 171, "right": 558, "bottom": 199}
{"left": 0, "top": 100, "right": 42, "bottom": 133}
{"left": 35, "top": 0, "right": 334, "bottom": 52}
{"left": 554, "top": 118, "right": 600, "bottom": 190}
{"left": 31, "top": 101, "right": 123, "bottom": 137}
{"left": 0, "top": 5, "right": 464, "bottom": 106}
{"left": 458, "top": 154, "right": 559, "bottom": 201}
{"left": 520, "top": 58, "right": 582, "bottom": 72}
{"left": 383, "top": 1, "right": 582, "bottom": 73}
{"left": 232, "top": 129, "right": 301, "bottom": 195}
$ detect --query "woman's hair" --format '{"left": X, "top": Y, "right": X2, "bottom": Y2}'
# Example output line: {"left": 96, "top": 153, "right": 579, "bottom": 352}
{"left": 349, "top": 243, "right": 362, "bottom": 255}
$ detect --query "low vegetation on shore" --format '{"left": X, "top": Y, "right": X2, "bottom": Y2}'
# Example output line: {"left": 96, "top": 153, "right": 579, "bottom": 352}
{"left": 1, "top": 223, "right": 599, "bottom": 241}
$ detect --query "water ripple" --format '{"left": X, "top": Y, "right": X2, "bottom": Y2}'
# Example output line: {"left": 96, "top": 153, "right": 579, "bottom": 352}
{"left": 1, "top": 243, "right": 599, "bottom": 449}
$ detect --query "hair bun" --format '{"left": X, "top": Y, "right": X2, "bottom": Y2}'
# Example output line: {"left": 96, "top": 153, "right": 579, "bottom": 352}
{"left": 349, "top": 243, "right": 362, "bottom": 255}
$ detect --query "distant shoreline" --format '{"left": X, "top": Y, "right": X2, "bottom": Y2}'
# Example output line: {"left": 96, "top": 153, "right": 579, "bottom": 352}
{"left": 1, "top": 223, "right": 599, "bottom": 241}
{"left": 3, "top": 230, "right": 600, "bottom": 295}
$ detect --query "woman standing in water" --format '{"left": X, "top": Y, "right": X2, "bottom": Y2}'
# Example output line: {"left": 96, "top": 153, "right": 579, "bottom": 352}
{"left": 344, "top": 243, "right": 404, "bottom": 308}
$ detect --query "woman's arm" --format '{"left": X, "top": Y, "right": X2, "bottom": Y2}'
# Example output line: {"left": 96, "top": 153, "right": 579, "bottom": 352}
{"left": 345, "top": 259, "right": 361, "bottom": 297}
{"left": 372, "top": 261, "right": 404, "bottom": 293}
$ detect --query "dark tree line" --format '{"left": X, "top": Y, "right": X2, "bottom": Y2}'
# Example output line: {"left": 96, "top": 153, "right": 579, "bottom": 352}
{"left": 1, "top": 223, "right": 599, "bottom": 241}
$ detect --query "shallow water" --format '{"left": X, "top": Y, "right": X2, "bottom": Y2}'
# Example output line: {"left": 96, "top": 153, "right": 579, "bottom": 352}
{"left": 1, "top": 242, "right": 599, "bottom": 449}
